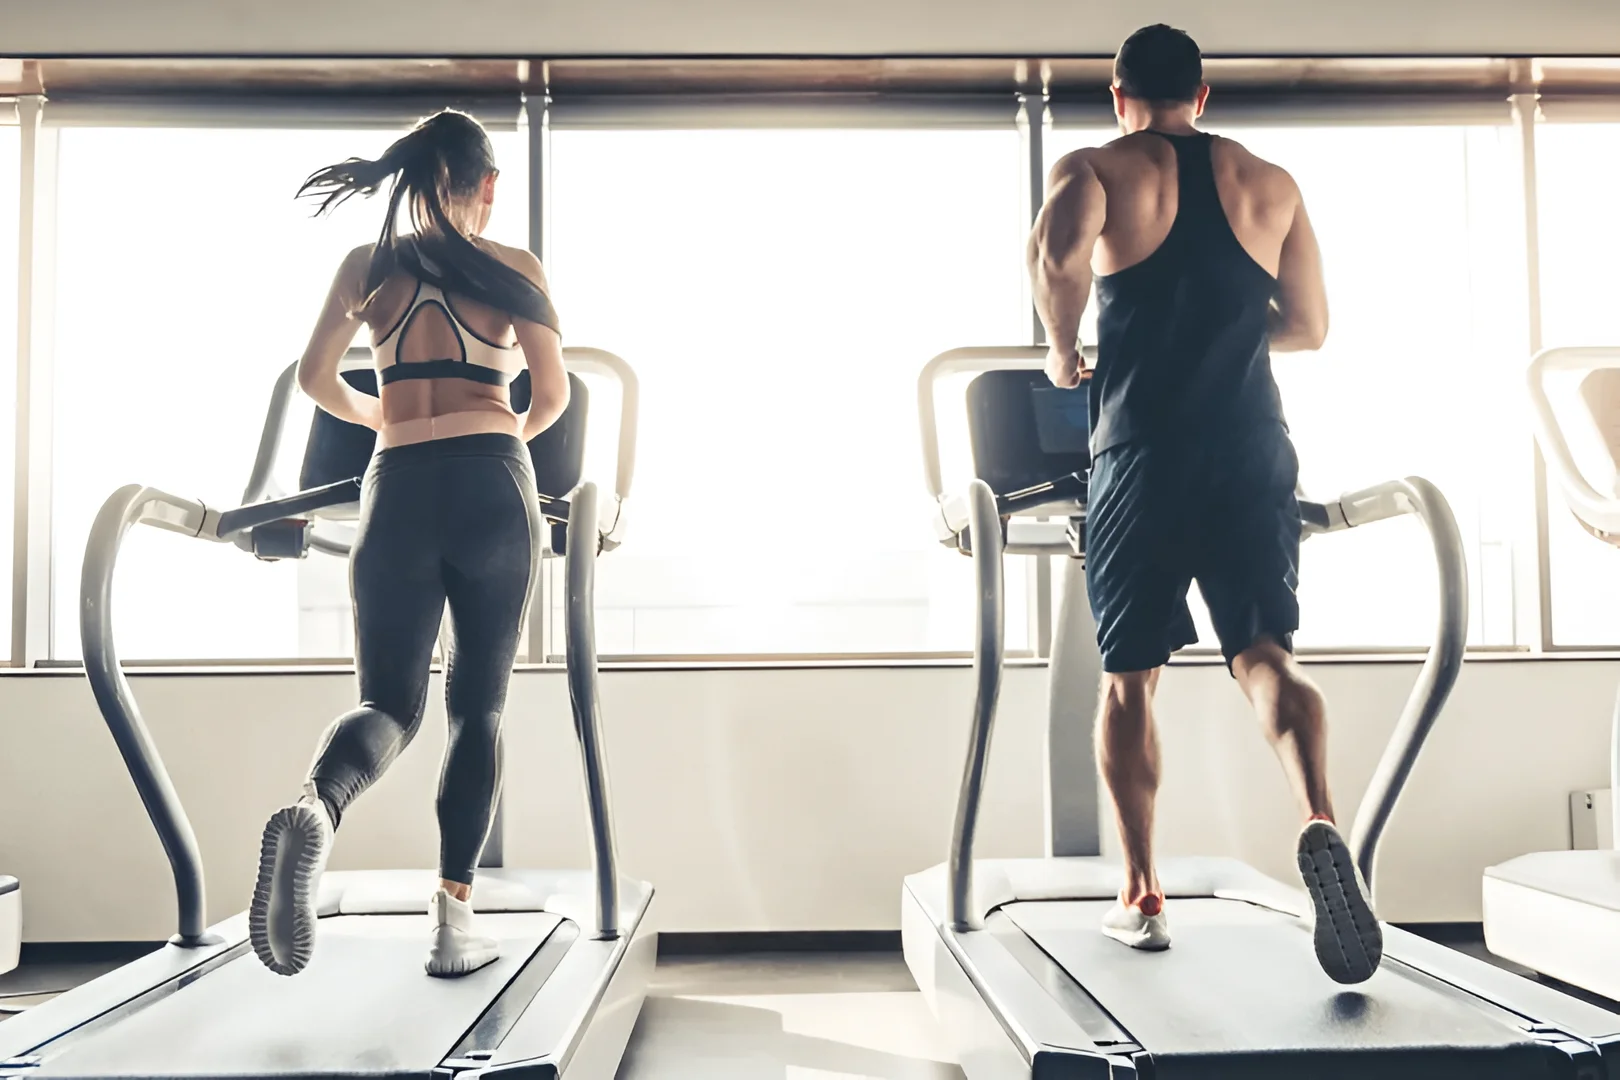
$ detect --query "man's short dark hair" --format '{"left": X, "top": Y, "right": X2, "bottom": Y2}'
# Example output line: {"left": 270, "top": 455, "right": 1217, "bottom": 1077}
{"left": 1114, "top": 24, "right": 1204, "bottom": 104}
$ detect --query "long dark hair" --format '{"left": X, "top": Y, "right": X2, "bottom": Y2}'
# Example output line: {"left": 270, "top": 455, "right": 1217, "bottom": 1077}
{"left": 298, "top": 109, "right": 557, "bottom": 331}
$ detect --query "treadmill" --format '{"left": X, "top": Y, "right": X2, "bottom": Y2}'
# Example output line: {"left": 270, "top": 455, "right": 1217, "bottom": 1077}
{"left": 901, "top": 346, "right": 1620, "bottom": 1079}
{"left": 0, "top": 348, "right": 655, "bottom": 1080}
{"left": 1483, "top": 346, "right": 1620, "bottom": 1003}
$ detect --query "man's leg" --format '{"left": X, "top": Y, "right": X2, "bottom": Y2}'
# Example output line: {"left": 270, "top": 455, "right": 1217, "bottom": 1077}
{"left": 1201, "top": 425, "right": 1381, "bottom": 983}
{"left": 1097, "top": 666, "right": 1164, "bottom": 906}
{"left": 1232, "top": 637, "right": 1332, "bottom": 823}
{"left": 1231, "top": 636, "right": 1381, "bottom": 984}
{"left": 1085, "top": 443, "right": 1191, "bottom": 951}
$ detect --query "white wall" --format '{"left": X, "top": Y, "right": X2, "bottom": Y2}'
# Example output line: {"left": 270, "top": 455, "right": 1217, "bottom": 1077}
{"left": 0, "top": 0, "right": 1617, "bottom": 57}
{"left": 0, "top": 657, "right": 1612, "bottom": 942}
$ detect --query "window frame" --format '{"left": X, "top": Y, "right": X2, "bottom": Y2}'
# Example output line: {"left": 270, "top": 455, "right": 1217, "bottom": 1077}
{"left": 1525, "top": 107, "right": 1620, "bottom": 649}
{"left": 5, "top": 76, "right": 1618, "bottom": 665}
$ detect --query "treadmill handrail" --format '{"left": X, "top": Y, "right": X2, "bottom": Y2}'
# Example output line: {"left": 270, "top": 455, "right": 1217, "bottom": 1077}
{"left": 215, "top": 478, "right": 362, "bottom": 540}
{"left": 949, "top": 479, "right": 1006, "bottom": 930}
{"left": 565, "top": 348, "right": 641, "bottom": 506}
{"left": 81, "top": 486, "right": 218, "bottom": 945}
{"left": 1527, "top": 346, "right": 1620, "bottom": 536}
{"left": 563, "top": 481, "right": 622, "bottom": 939}
{"left": 1335, "top": 478, "right": 1469, "bottom": 891}
{"left": 240, "top": 358, "right": 308, "bottom": 505}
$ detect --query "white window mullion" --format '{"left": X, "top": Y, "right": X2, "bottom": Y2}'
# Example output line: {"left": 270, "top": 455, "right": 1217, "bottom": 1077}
{"left": 11, "top": 95, "right": 57, "bottom": 668}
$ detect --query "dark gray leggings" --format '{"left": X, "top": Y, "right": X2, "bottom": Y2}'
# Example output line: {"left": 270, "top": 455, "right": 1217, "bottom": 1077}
{"left": 307, "top": 432, "right": 539, "bottom": 885}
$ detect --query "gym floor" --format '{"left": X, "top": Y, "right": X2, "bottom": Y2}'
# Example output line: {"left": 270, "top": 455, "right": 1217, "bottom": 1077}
{"left": 0, "top": 931, "right": 1601, "bottom": 1079}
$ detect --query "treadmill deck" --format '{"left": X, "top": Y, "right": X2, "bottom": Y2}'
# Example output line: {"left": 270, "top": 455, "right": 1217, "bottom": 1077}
{"left": 30, "top": 912, "right": 560, "bottom": 1080}
{"left": 1006, "top": 898, "right": 1573, "bottom": 1078}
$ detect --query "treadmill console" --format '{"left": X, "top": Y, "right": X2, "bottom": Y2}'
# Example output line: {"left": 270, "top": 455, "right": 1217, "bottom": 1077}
{"left": 966, "top": 369, "right": 1090, "bottom": 498}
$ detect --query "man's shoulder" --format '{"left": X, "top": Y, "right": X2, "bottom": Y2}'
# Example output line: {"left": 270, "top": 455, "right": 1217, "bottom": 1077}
{"left": 1049, "top": 138, "right": 1151, "bottom": 186}
{"left": 1210, "top": 135, "right": 1299, "bottom": 195}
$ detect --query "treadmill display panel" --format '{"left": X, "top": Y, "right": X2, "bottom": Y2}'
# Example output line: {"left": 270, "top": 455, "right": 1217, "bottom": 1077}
{"left": 1030, "top": 386, "right": 1090, "bottom": 456}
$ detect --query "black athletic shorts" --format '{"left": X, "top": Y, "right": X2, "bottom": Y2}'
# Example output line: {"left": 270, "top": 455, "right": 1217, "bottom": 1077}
{"left": 1085, "top": 421, "right": 1301, "bottom": 674}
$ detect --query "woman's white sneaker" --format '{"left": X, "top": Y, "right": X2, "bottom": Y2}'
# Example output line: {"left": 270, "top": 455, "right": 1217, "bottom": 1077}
{"left": 426, "top": 889, "right": 500, "bottom": 977}
{"left": 249, "top": 786, "right": 333, "bottom": 976}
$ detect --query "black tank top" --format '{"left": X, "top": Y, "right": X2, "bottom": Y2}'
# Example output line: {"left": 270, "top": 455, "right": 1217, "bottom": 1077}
{"left": 1089, "top": 132, "right": 1283, "bottom": 457}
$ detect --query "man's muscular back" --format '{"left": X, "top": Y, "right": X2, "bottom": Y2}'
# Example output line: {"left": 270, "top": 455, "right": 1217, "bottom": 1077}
{"left": 1034, "top": 130, "right": 1328, "bottom": 384}
{"left": 1082, "top": 132, "right": 1297, "bottom": 279}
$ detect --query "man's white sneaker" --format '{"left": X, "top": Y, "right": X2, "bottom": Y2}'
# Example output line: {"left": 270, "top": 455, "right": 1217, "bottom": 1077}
{"left": 1297, "top": 818, "right": 1383, "bottom": 984}
{"left": 1101, "top": 894, "right": 1171, "bottom": 951}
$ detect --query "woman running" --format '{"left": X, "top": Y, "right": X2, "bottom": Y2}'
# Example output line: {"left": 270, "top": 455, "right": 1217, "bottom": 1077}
{"left": 249, "top": 109, "right": 568, "bottom": 979}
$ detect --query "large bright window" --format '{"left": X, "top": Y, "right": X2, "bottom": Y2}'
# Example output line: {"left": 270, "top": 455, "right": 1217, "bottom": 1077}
{"left": 1537, "top": 121, "right": 1620, "bottom": 646}
{"left": 50, "top": 121, "right": 526, "bottom": 659}
{"left": 546, "top": 126, "right": 1028, "bottom": 656}
{"left": 1047, "top": 120, "right": 1527, "bottom": 650}
{"left": 0, "top": 123, "right": 19, "bottom": 656}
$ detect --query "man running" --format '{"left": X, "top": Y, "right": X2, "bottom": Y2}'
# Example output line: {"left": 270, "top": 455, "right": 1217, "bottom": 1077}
{"left": 1027, "top": 23, "right": 1381, "bottom": 984}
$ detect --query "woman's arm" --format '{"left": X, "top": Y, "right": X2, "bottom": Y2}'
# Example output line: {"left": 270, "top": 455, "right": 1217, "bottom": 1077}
{"left": 507, "top": 250, "right": 570, "bottom": 441}
{"left": 296, "top": 246, "right": 384, "bottom": 430}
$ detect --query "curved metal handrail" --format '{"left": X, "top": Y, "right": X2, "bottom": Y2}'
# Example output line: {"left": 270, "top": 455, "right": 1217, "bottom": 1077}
{"left": 563, "top": 481, "right": 621, "bottom": 939}
{"left": 1342, "top": 478, "right": 1469, "bottom": 892}
{"left": 948, "top": 479, "right": 1006, "bottom": 931}
{"left": 1527, "top": 347, "right": 1620, "bottom": 537}
{"left": 564, "top": 348, "right": 640, "bottom": 506}
{"left": 240, "top": 355, "right": 364, "bottom": 556}
{"left": 81, "top": 486, "right": 222, "bottom": 946}
{"left": 240, "top": 362, "right": 302, "bottom": 506}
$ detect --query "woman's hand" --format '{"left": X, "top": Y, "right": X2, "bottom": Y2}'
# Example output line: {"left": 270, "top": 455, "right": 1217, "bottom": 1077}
{"left": 353, "top": 395, "right": 384, "bottom": 431}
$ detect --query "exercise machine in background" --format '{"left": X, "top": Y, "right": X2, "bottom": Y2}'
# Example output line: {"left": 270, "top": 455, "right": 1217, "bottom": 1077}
{"left": 1485, "top": 346, "right": 1620, "bottom": 1003}
{"left": 903, "top": 345, "right": 1620, "bottom": 1079}
{"left": 0, "top": 348, "right": 652, "bottom": 1080}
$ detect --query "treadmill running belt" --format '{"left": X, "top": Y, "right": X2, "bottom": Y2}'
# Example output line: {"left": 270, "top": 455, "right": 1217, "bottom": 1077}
{"left": 1005, "top": 899, "right": 1575, "bottom": 1080}
{"left": 33, "top": 912, "right": 562, "bottom": 1080}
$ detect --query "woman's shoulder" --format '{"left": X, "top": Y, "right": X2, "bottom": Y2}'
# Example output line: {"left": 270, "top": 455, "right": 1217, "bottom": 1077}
{"left": 340, "top": 242, "right": 377, "bottom": 269}
{"left": 473, "top": 237, "right": 547, "bottom": 288}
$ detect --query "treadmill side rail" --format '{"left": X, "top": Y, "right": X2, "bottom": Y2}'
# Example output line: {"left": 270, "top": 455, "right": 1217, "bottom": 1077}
{"left": 1381, "top": 925, "right": 1620, "bottom": 1067}
{"left": 0, "top": 914, "right": 248, "bottom": 1061}
{"left": 904, "top": 874, "right": 1135, "bottom": 1080}
{"left": 467, "top": 886, "right": 657, "bottom": 1080}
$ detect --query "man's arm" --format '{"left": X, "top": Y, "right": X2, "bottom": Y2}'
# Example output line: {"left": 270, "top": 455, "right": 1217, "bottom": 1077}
{"left": 296, "top": 245, "right": 384, "bottom": 429}
{"left": 1028, "top": 151, "right": 1106, "bottom": 388}
{"left": 1270, "top": 181, "right": 1329, "bottom": 353}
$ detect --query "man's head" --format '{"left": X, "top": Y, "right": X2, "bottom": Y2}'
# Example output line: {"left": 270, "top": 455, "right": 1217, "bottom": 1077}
{"left": 1112, "top": 24, "right": 1209, "bottom": 133}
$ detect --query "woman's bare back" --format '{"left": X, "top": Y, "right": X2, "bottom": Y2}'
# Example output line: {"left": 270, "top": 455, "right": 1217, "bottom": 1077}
{"left": 356, "top": 237, "right": 536, "bottom": 431}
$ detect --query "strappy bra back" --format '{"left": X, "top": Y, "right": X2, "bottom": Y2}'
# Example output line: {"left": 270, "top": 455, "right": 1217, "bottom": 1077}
{"left": 371, "top": 280, "right": 524, "bottom": 388}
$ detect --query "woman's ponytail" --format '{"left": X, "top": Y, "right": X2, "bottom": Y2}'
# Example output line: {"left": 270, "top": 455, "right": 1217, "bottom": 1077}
{"left": 296, "top": 123, "right": 435, "bottom": 216}
{"left": 298, "top": 110, "right": 557, "bottom": 330}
